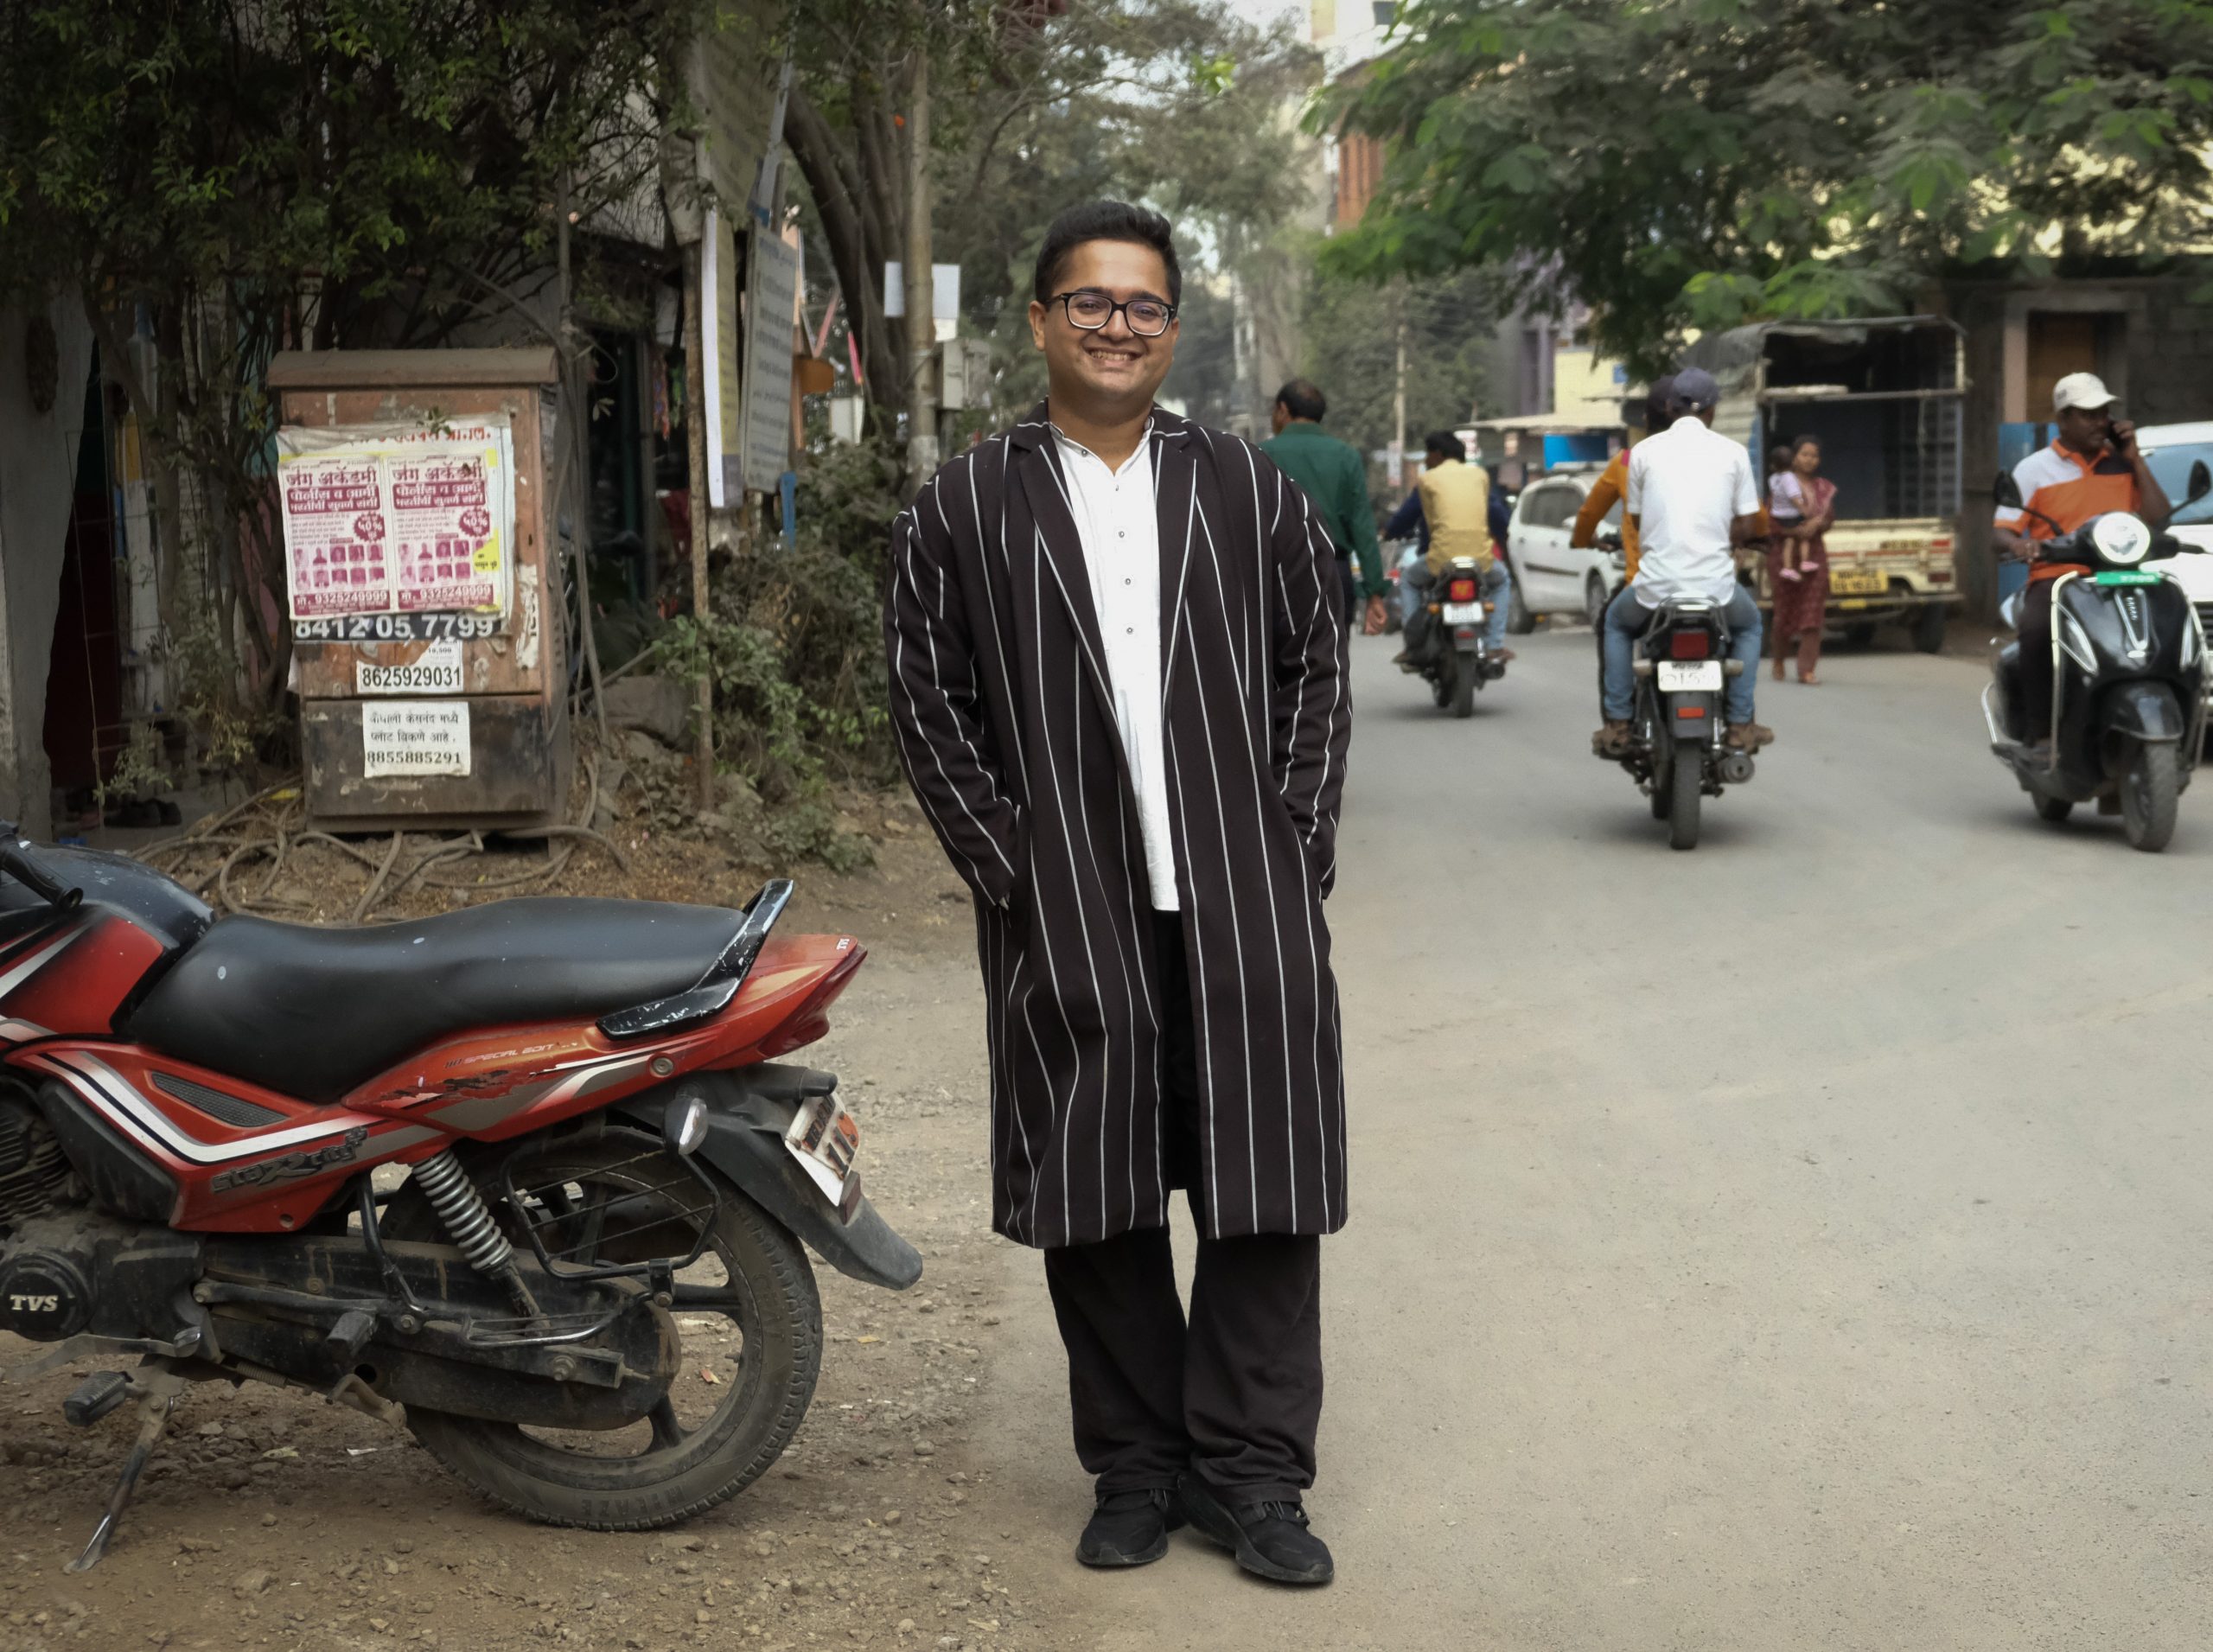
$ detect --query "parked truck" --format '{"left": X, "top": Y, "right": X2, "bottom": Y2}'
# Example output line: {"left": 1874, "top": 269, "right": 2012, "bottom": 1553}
{"left": 1682, "top": 316, "right": 1966, "bottom": 652}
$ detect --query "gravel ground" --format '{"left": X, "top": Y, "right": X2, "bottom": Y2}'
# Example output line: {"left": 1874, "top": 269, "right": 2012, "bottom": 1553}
{"left": 0, "top": 804, "right": 1086, "bottom": 1652}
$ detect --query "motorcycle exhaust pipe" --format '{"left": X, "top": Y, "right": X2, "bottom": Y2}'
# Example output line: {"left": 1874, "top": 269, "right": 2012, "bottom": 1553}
{"left": 1717, "top": 751, "right": 1755, "bottom": 785}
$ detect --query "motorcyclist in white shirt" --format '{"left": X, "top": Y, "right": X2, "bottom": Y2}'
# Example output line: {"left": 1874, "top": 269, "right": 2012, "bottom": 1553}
{"left": 1593, "top": 367, "right": 1775, "bottom": 756}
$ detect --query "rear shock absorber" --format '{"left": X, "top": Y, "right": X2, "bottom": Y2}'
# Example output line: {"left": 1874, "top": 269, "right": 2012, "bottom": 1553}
{"left": 410, "top": 1150, "right": 539, "bottom": 1318}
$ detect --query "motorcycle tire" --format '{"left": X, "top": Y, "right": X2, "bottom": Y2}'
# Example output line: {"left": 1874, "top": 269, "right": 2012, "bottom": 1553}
{"left": 1668, "top": 749, "right": 1702, "bottom": 851}
{"left": 383, "top": 1132, "right": 822, "bottom": 1532}
{"left": 1451, "top": 654, "right": 1477, "bottom": 718}
{"left": 1507, "top": 576, "right": 1535, "bottom": 635}
{"left": 2121, "top": 742, "right": 2179, "bottom": 852}
{"left": 1584, "top": 574, "right": 1609, "bottom": 630}
{"left": 2034, "top": 794, "right": 2074, "bottom": 824}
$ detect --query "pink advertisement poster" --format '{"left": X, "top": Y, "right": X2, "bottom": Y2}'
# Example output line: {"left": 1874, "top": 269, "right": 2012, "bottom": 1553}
{"left": 277, "top": 419, "right": 513, "bottom": 622}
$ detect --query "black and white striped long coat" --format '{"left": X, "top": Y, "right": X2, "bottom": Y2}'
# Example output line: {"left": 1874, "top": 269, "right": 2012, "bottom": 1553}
{"left": 883, "top": 401, "right": 1350, "bottom": 1249}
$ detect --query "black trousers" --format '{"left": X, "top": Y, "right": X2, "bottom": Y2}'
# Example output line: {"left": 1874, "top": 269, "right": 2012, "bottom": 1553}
{"left": 1041, "top": 913, "right": 1324, "bottom": 1506}
{"left": 2018, "top": 577, "right": 2057, "bottom": 736}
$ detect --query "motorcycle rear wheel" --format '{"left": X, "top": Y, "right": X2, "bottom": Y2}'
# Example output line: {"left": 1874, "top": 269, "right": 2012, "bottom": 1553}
{"left": 383, "top": 1132, "right": 822, "bottom": 1531}
{"left": 1668, "top": 749, "right": 1702, "bottom": 851}
{"left": 1451, "top": 653, "right": 1477, "bottom": 718}
{"left": 2121, "top": 743, "right": 2179, "bottom": 852}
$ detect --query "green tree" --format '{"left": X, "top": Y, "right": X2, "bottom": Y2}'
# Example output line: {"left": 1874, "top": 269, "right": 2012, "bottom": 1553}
{"left": 788, "top": 0, "right": 1318, "bottom": 429}
{"left": 0, "top": 0, "right": 703, "bottom": 721}
{"left": 1301, "top": 267, "right": 1496, "bottom": 475}
{"left": 1322, "top": 0, "right": 2213, "bottom": 373}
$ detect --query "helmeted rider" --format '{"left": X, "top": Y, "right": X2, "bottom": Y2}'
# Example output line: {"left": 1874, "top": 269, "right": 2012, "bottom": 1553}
{"left": 1593, "top": 367, "right": 1773, "bottom": 756}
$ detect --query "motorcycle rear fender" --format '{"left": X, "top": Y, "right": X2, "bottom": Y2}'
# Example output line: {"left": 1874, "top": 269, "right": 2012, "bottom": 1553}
{"left": 2102, "top": 679, "right": 2187, "bottom": 743}
{"left": 614, "top": 1065, "right": 922, "bottom": 1292}
{"left": 1659, "top": 690, "right": 1720, "bottom": 743}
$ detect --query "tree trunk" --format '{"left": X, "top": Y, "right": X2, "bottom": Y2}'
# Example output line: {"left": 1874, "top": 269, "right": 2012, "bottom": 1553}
{"left": 787, "top": 86, "right": 904, "bottom": 423}
{"left": 904, "top": 50, "right": 938, "bottom": 488}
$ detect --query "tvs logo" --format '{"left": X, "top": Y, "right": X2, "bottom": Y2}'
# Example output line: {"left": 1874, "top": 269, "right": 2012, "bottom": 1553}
{"left": 9, "top": 1294, "right": 60, "bottom": 1313}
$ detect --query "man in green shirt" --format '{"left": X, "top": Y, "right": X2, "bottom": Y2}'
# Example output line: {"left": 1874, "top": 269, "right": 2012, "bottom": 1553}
{"left": 1263, "top": 380, "right": 1388, "bottom": 635}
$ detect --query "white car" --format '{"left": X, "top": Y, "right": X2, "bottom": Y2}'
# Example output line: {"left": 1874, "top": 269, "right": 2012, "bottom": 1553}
{"left": 2136, "top": 423, "right": 2213, "bottom": 616}
{"left": 1501, "top": 463, "right": 1623, "bottom": 632}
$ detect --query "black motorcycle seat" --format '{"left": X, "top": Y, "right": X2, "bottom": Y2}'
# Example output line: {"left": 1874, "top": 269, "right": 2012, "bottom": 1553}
{"left": 125, "top": 898, "right": 743, "bottom": 1106}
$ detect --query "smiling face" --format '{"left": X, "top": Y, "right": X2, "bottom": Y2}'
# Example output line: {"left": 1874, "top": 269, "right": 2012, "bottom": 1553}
{"left": 1027, "top": 239, "right": 1178, "bottom": 421}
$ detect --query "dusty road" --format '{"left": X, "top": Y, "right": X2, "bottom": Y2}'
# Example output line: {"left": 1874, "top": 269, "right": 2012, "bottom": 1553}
{"left": 7, "top": 625, "right": 2213, "bottom": 1650}
{"left": 974, "top": 626, "right": 2213, "bottom": 1649}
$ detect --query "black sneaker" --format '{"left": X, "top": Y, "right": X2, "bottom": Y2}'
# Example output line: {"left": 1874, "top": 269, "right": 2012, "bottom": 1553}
{"left": 1177, "top": 1472, "right": 1335, "bottom": 1586}
{"left": 1075, "top": 1486, "right": 1185, "bottom": 1568}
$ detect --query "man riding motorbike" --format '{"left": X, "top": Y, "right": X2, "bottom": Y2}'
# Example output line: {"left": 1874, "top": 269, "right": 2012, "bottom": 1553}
{"left": 1594, "top": 367, "right": 1772, "bottom": 756}
{"left": 1991, "top": 371, "right": 2172, "bottom": 760}
{"left": 1392, "top": 431, "right": 1510, "bottom": 670}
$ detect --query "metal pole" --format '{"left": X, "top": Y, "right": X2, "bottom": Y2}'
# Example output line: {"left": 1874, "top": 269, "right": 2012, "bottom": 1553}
{"left": 905, "top": 48, "right": 938, "bottom": 488}
{"left": 684, "top": 233, "right": 716, "bottom": 812}
{"left": 1390, "top": 286, "right": 1407, "bottom": 490}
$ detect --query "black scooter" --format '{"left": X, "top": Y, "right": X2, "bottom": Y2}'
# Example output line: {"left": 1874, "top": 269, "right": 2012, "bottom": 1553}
{"left": 1986, "top": 465, "right": 2212, "bottom": 852}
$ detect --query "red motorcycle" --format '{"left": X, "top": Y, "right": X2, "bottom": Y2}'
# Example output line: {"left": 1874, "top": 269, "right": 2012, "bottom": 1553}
{"left": 0, "top": 826, "right": 918, "bottom": 1569}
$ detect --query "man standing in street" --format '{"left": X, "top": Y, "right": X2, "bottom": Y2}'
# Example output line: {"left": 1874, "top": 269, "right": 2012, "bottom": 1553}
{"left": 1263, "top": 379, "right": 1388, "bottom": 635}
{"left": 883, "top": 200, "right": 1349, "bottom": 1588}
{"left": 1594, "top": 367, "right": 1771, "bottom": 754}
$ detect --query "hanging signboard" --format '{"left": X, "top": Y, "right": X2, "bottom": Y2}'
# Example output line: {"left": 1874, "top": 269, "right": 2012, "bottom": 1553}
{"left": 740, "top": 225, "right": 802, "bottom": 498}
{"left": 276, "top": 417, "right": 515, "bottom": 622}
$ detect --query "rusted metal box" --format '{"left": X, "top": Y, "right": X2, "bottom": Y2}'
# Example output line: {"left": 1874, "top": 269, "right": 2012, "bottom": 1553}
{"left": 267, "top": 349, "right": 571, "bottom": 832}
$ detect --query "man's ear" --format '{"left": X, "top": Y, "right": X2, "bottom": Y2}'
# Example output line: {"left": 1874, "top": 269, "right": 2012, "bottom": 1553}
{"left": 1027, "top": 301, "right": 1048, "bottom": 352}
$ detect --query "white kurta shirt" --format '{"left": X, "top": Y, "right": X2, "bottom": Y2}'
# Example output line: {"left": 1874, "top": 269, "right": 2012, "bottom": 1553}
{"left": 1623, "top": 416, "right": 1760, "bottom": 606}
{"left": 1052, "top": 425, "right": 1179, "bottom": 912}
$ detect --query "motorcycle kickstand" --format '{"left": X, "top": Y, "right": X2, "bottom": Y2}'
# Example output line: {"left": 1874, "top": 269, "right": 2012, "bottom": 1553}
{"left": 66, "top": 1362, "right": 188, "bottom": 1573}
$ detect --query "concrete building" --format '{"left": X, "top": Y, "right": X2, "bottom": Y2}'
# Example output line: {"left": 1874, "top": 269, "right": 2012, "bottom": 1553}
{"left": 1947, "top": 269, "right": 2213, "bottom": 618}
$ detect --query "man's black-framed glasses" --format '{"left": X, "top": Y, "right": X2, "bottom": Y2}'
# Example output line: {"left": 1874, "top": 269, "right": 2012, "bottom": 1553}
{"left": 1049, "top": 290, "right": 1177, "bottom": 337}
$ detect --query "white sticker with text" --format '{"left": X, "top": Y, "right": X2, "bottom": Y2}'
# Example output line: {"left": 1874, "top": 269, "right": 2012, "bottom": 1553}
{"left": 362, "top": 700, "right": 471, "bottom": 776}
{"left": 356, "top": 640, "right": 463, "bottom": 696}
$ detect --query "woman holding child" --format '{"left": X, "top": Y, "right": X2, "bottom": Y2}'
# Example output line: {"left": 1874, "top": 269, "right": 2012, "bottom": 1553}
{"left": 1766, "top": 437, "right": 1836, "bottom": 684}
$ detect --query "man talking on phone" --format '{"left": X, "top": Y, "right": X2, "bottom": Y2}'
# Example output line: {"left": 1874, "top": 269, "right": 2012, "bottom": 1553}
{"left": 1993, "top": 372, "right": 2172, "bottom": 758}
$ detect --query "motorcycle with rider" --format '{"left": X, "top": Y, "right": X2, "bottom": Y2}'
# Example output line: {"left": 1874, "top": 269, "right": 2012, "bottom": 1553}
{"left": 1390, "top": 431, "right": 1512, "bottom": 718}
{"left": 1592, "top": 368, "right": 1773, "bottom": 849}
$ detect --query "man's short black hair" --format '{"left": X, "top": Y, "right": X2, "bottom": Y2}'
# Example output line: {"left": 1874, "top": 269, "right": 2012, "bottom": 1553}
{"left": 1425, "top": 430, "right": 1465, "bottom": 463}
{"left": 1275, "top": 379, "right": 1327, "bottom": 422}
{"left": 1032, "top": 201, "right": 1182, "bottom": 308}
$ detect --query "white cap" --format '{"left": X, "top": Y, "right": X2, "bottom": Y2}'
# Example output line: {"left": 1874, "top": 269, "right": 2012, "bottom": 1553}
{"left": 2052, "top": 372, "right": 2119, "bottom": 414}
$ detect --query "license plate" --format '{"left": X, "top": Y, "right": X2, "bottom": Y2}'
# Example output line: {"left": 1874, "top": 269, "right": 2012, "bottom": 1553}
{"left": 1829, "top": 567, "right": 1886, "bottom": 596}
{"left": 1657, "top": 660, "right": 1722, "bottom": 692}
{"left": 1442, "top": 601, "right": 1483, "bottom": 624}
{"left": 784, "top": 1094, "right": 861, "bottom": 1212}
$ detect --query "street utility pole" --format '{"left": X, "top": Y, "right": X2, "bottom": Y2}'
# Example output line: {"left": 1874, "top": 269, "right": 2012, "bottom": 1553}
{"left": 1390, "top": 285, "right": 1407, "bottom": 490}
{"left": 904, "top": 49, "right": 939, "bottom": 488}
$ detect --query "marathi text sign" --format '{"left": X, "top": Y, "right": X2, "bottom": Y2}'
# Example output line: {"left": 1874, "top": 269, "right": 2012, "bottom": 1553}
{"left": 361, "top": 700, "right": 471, "bottom": 776}
{"left": 277, "top": 418, "right": 514, "bottom": 622}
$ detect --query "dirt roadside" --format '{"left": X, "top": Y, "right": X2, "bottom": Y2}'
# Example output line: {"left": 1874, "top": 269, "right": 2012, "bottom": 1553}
{"left": 0, "top": 803, "right": 1088, "bottom": 1652}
